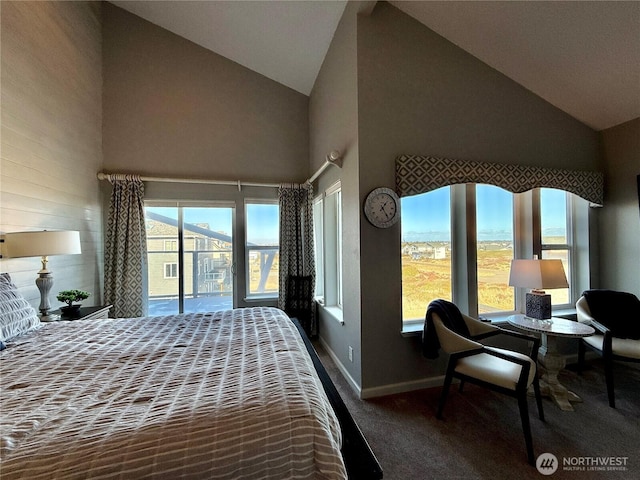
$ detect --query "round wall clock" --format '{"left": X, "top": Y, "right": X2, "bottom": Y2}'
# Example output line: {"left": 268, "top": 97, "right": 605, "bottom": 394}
{"left": 364, "top": 187, "right": 400, "bottom": 228}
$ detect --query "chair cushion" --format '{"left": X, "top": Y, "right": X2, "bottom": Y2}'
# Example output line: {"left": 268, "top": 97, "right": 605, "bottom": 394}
{"left": 582, "top": 290, "right": 640, "bottom": 339}
{"left": 454, "top": 347, "right": 536, "bottom": 390}
{"left": 432, "top": 315, "right": 483, "bottom": 354}
{"left": 583, "top": 334, "right": 640, "bottom": 359}
{"left": 423, "top": 299, "right": 470, "bottom": 359}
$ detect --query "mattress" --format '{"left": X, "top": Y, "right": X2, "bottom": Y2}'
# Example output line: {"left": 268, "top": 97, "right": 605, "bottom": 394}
{"left": 0, "top": 307, "right": 346, "bottom": 479}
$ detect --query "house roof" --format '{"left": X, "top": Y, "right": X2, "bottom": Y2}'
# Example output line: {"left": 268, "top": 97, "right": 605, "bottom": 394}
{"left": 110, "top": 1, "right": 639, "bottom": 131}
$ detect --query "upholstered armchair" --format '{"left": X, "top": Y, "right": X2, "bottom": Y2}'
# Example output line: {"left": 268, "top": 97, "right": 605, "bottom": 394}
{"left": 576, "top": 290, "right": 640, "bottom": 408}
{"left": 423, "top": 299, "right": 544, "bottom": 465}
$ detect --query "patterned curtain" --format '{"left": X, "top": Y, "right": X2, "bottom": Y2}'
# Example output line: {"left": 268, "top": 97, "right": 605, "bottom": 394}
{"left": 396, "top": 155, "right": 604, "bottom": 206}
{"left": 104, "top": 175, "right": 148, "bottom": 318}
{"left": 278, "top": 183, "right": 316, "bottom": 335}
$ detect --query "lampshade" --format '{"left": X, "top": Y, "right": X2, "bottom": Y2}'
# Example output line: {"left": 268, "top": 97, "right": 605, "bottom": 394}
{"left": 2, "top": 230, "right": 82, "bottom": 319}
{"left": 3, "top": 230, "right": 82, "bottom": 258}
{"left": 508, "top": 259, "right": 568, "bottom": 290}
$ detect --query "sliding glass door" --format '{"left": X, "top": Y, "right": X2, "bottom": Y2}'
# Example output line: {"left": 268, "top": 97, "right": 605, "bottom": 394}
{"left": 145, "top": 204, "right": 234, "bottom": 315}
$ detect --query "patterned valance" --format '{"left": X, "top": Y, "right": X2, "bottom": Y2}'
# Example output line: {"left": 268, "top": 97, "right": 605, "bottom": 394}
{"left": 395, "top": 155, "right": 603, "bottom": 206}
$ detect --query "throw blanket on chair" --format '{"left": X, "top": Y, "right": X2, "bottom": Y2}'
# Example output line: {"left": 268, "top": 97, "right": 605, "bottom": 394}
{"left": 583, "top": 290, "right": 640, "bottom": 339}
{"left": 423, "top": 299, "right": 471, "bottom": 359}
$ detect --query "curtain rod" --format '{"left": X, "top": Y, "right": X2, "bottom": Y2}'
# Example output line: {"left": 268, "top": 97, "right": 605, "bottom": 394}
{"left": 307, "top": 150, "right": 343, "bottom": 184}
{"left": 97, "top": 151, "right": 342, "bottom": 190}
{"left": 97, "top": 172, "right": 279, "bottom": 190}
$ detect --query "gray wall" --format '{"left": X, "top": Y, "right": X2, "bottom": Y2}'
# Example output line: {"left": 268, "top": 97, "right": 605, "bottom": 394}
{"left": 0, "top": 1, "right": 104, "bottom": 308}
{"left": 102, "top": 3, "right": 309, "bottom": 184}
{"left": 352, "top": 2, "right": 602, "bottom": 395}
{"left": 309, "top": 1, "right": 363, "bottom": 388}
{"left": 598, "top": 118, "right": 640, "bottom": 296}
{"left": 102, "top": 3, "right": 313, "bottom": 310}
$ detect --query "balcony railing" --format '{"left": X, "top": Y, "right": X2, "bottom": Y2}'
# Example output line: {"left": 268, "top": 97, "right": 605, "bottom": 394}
{"left": 146, "top": 248, "right": 278, "bottom": 315}
{"left": 147, "top": 249, "right": 232, "bottom": 315}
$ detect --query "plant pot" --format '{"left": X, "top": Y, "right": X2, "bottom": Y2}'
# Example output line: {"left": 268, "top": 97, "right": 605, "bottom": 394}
{"left": 60, "top": 305, "right": 82, "bottom": 318}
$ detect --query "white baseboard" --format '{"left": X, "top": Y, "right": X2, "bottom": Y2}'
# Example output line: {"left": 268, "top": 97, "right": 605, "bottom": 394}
{"left": 360, "top": 376, "right": 446, "bottom": 399}
{"left": 361, "top": 349, "right": 599, "bottom": 398}
{"left": 317, "top": 337, "right": 446, "bottom": 399}
{"left": 317, "top": 337, "right": 362, "bottom": 396}
{"left": 317, "top": 340, "right": 602, "bottom": 400}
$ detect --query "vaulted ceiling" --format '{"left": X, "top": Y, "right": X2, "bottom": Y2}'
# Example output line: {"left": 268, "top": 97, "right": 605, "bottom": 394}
{"left": 111, "top": 1, "right": 640, "bottom": 131}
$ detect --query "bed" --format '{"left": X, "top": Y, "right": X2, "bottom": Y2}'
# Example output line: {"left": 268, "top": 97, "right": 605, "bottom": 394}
{"left": 0, "top": 273, "right": 371, "bottom": 479}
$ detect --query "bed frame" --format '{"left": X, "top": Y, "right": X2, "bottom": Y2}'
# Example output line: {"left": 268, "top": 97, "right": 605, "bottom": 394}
{"left": 1, "top": 279, "right": 382, "bottom": 479}
{"left": 290, "top": 318, "right": 384, "bottom": 479}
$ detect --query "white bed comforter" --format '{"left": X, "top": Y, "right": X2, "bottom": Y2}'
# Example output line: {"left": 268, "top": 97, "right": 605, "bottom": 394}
{"left": 0, "top": 307, "right": 346, "bottom": 479}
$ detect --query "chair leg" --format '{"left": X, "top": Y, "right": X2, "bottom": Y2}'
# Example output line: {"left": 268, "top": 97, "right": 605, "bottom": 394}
{"left": 437, "top": 372, "right": 454, "bottom": 419}
{"left": 517, "top": 392, "right": 535, "bottom": 466}
{"left": 604, "top": 357, "right": 615, "bottom": 408}
{"left": 458, "top": 380, "right": 465, "bottom": 393}
{"left": 532, "top": 377, "right": 545, "bottom": 422}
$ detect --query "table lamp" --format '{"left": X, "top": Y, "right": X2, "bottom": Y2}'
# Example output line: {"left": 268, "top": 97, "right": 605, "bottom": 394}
{"left": 508, "top": 258, "right": 568, "bottom": 319}
{"left": 2, "top": 230, "right": 82, "bottom": 318}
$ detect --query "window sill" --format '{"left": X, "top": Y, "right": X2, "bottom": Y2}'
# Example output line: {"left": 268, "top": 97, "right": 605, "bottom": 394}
{"left": 321, "top": 305, "right": 344, "bottom": 325}
{"left": 551, "top": 307, "right": 577, "bottom": 320}
{"left": 401, "top": 321, "right": 423, "bottom": 337}
{"left": 244, "top": 295, "right": 278, "bottom": 302}
{"left": 486, "top": 308, "right": 577, "bottom": 325}
{"left": 401, "top": 307, "right": 578, "bottom": 336}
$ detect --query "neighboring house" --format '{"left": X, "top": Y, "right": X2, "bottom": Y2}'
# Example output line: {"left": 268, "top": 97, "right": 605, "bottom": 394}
{"left": 145, "top": 218, "right": 232, "bottom": 299}
{"left": 402, "top": 243, "right": 447, "bottom": 260}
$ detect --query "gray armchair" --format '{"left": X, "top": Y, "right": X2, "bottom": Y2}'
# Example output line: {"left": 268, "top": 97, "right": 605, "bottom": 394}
{"left": 576, "top": 290, "right": 640, "bottom": 408}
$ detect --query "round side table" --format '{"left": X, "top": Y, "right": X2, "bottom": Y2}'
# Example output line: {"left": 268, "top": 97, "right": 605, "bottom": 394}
{"left": 507, "top": 315, "right": 595, "bottom": 411}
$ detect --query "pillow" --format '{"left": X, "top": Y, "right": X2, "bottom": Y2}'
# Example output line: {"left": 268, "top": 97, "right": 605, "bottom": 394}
{"left": 0, "top": 273, "right": 41, "bottom": 342}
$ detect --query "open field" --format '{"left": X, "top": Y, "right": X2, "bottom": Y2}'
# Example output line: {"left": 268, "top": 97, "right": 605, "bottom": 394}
{"left": 402, "top": 241, "right": 569, "bottom": 320}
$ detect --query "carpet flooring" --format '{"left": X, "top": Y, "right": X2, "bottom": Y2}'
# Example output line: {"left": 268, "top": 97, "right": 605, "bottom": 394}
{"left": 314, "top": 343, "right": 640, "bottom": 480}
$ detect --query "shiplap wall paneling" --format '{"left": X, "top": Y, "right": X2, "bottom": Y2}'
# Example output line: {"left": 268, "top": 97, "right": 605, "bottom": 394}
{"left": 0, "top": 1, "right": 104, "bottom": 307}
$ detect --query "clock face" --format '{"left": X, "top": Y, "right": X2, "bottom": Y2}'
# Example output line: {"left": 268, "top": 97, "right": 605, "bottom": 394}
{"left": 364, "top": 187, "right": 400, "bottom": 228}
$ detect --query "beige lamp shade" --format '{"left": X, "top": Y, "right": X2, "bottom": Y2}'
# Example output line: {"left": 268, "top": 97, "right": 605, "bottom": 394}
{"left": 508, "top": 259, "right": 569, "bottom": 291}
{"left": 3, "top": 230, "right": 82, "bottom": 318}
{"left": 3, "top": 230, "right": 82, "bottom": 258}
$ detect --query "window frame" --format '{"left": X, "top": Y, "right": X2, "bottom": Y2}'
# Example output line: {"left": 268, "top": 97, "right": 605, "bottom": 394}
{"left": 401, "top": 186, "right": 586, "bottom": 330}
{"left": 144, "top": 201, "right": 235, "bottom": 315}
{"left": 244, "top": 199, "right": 280, "bottom": 300}
{"left": 313, "top": 195, "right": 325, "bottom": 300}
{"left": 474, "top": 183, "right": 516, "bottom": 315}
{"left": 317, "top": 181, "right": 343, "bottom": 321}
{"left": 537, "top": 188, "right": 575, "bottom": 310}
{"left": 164, "top": 262, "right": 178, "bottom": 279}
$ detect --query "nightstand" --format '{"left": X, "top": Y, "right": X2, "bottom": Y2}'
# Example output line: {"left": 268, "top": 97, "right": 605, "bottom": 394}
{"left": 52, "top": 305, "right": 113, "bottom": 321}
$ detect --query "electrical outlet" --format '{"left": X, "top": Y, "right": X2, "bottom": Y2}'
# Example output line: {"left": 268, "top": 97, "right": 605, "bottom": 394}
{"left": 348, "top": 346, "right": 353, "bottom": 362}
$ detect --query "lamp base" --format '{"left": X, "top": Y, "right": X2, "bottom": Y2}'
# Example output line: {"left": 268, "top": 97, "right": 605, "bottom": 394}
{"left": 35, "top": 271, "right": 53, "bottom": 317}
{"left": 525, "top": 292, "right": 552, "bottom": 319}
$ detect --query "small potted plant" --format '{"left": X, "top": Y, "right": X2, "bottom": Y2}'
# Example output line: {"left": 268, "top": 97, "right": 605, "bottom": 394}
{"left": 57, "top": 290, "right": 90, "bottom": 317}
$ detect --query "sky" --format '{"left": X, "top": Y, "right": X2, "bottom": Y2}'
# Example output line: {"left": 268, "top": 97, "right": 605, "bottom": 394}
{"left": 147, "top": 185, "right": 568, "bottom": 246}
{"left": 246, "top": 204, "right": 279, "bottom": 244}
{"left": 401, "top": 185, "right": 567, "bottom": 242}
{"left": 146, "top": 204, "right": 279, "bottom": 244}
